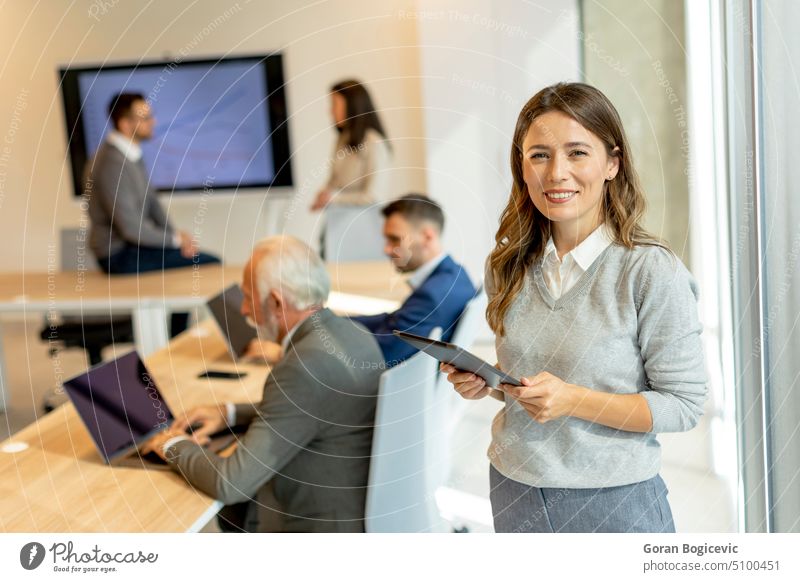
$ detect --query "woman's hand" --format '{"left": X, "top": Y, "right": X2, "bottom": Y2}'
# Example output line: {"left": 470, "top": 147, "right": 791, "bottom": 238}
{"left": 440, "top": 363, "right": 491, "bottom": 400}
{"left": 310, "top": 189, "right": 332, "bottom": 211}
{"left": 499, "top": 371, "right": 582, "bottom": 423}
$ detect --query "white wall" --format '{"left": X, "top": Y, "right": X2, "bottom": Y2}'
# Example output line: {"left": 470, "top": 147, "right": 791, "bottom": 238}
{"left": 414, "top": 0, "right": 581, "bottom": 281}
{"left": 0, "top": 0, "right": 580, "bottom": 275}
{"left": 0, "top": 0, "right": 427, "bottom": 270}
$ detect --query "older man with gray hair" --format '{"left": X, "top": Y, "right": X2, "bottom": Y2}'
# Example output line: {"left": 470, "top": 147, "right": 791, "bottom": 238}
{"left": 146, "top": 235, "right": 383, "bottom": 532}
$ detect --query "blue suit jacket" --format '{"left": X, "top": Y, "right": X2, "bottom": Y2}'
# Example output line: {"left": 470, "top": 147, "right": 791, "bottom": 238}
{"left": 352, "top": 255, "right": 476, "bottom": 367}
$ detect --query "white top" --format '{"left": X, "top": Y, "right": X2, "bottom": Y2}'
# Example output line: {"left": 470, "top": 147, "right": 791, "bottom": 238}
{"left": 407, "top": 252, "right": 446, "bottom": 290}
{"left": 107, "top": 130, "right": 143, "bottom": 162}
{"left": 541, "top": 223, "right": 614, "bottom": 299}
{"left": 326, "top": 128, "right": 391, "bottom": 206}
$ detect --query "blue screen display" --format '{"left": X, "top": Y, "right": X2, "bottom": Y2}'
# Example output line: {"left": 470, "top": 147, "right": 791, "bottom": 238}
{"left": 75, "top": 60, "right": 275, "bottom": 190}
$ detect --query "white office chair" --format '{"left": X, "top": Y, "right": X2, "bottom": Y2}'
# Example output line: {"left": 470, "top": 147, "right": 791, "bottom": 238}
{"left": 435, "top": 285, "right": 488, "bottom": 429}
{"left": 365, "top": 328, "right": 450, "bottom": 533}
{"left": 427, "top": 286, "right": 488, "bottom": 523}
{"left": 365, "top": 290, "right": 488, "bottom": 532}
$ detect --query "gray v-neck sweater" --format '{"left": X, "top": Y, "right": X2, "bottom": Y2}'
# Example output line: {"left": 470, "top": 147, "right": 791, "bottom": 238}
{"left": 488, "top": 243, "right": 707, "bottom": 488}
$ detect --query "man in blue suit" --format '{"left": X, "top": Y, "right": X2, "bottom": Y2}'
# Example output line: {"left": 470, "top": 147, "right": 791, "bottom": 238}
{"left": 352, "top": 194, "right": 475, "bottom": 367}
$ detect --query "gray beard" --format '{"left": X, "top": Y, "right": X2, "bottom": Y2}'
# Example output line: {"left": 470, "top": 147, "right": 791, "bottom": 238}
{"left": 256, "top": 327, "right": 277, "bottom": 344}
{"left": 256, "top": 320, "right": 279, "bottom": 344}
{"left": 246, "top": 315, "right": 279, "bottom": 343}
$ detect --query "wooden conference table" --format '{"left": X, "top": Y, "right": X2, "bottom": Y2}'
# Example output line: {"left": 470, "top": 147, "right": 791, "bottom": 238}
{"left": 0, "top": 322, "right": 264, "bottom": 532}
{"left": 0, "top": 262, "right": 404, "bottom": 411}
{"left": 0, "top": 262, "right": 405, "bottom": 531}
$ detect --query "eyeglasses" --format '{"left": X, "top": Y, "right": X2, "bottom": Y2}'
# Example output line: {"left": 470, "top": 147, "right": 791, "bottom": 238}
{"left": 127, "top": 112, "right": 154, "bottom": 122}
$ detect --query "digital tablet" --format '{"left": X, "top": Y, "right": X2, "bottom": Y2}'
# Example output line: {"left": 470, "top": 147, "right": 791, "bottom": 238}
{"left": 392, "top": 330, "right": 522, "bottom": 387}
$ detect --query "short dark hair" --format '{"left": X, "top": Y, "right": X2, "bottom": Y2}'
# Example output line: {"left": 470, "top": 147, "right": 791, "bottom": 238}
{"left": 108, "top": 92, "right": 146, "bottom": 129}
{"left": 382, "top": 194, "right": 444, "bottom": 233}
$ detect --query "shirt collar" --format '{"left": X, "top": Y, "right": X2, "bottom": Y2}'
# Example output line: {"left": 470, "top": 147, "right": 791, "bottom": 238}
{"left": 543, "top": 237, "right": 559, "bottom": 264}
{"left": 280, "top": 308, "right": 325, "bottom": 353}
{"left": 543, "top": 223, "right": 614, "bottom": 270}
{"left": 107, "top": 130, "right": 143, "bottom": 162}
{"left": 571, "top": 223, "right": 614, "bottom": 270}
{"left": 280, "top": 319, "right": 303, "bottom": 353}
{"left": 407, "top": 252, "right": 447, "bottom": 290}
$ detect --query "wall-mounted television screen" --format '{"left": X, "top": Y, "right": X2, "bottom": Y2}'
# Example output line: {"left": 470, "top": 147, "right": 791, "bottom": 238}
{"left": 60, "top": 54, "right": 292, "bottom": 196}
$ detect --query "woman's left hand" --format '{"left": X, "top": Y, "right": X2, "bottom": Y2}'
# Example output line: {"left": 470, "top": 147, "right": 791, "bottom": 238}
{"left": 499, "top": 371, "right": 583, "bottom": 423}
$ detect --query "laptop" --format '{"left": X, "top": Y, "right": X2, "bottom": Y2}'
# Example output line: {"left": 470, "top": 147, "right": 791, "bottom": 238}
{"left": 206, "top": 284, "right": 257, "bottom": 361}
{"left": 63, "top": 351, "right": 236, "bottom": 470}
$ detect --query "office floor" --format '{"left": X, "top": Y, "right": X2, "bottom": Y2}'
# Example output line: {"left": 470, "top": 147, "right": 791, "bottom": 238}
{"left": 0, "top": 316, "right": 737, "bottom": 533}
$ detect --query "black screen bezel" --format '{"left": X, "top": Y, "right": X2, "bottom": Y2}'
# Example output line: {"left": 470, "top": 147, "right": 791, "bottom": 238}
{"left": 59, "top": 54, "right": 293, "bottom": 197}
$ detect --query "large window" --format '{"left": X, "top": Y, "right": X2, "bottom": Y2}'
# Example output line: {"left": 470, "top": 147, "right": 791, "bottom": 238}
{"left": 722, "top": 0, "right": 800, "bottom": 532}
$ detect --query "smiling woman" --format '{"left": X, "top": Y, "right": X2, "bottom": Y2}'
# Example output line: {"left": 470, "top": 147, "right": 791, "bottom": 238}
{"left": 441, "top": 82, "right": 708, "bottom": 533}
{"left": 523, "top": 111, "right": 618, "bottom": 246}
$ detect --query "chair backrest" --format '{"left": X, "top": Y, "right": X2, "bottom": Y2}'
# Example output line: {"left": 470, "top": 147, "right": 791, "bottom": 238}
{"left": 324, "top": 205, "right": 385, "bottom": 262}
{"left": 448, "top": 284, "right": 487, "bottom": 349}
{"left": 428, "top": 286, "right": 488, "bottom": 493}
{"left": 436, "top": 286, "right": 487, "bottom": 420}
{"left": 365, "top": 328, "right": 446, "bottom": 533}
{"left": 60, "top": 227, "right": 97, "bottom": 272}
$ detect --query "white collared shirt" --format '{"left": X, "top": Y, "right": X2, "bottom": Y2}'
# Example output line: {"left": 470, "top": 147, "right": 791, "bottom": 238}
{"left": 106, "top": 130, "right": 143, "bottom": 162}
{"left": 280, "top": 319, "right": 303, "bottom": 353}
{"left": 541, "top": 223, "right": 614, "bottom": 299}
{"left": 407, "top": 252, "right": 446, "bottom": 290}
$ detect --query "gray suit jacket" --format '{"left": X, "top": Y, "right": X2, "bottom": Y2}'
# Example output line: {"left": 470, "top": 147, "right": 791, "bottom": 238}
{"left": 85, "top": 140, "right": 175, "bottom": 259}
{"left": 168, "top": 308, "right": 383, "bottom": 532}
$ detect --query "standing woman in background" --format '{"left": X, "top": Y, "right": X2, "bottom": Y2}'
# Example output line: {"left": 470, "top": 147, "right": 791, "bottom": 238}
{"left": 442, "top": 82, "right": 707, "bottom": 533}
{"left": 310, "top": 80, "right": 391, "bottom": 254}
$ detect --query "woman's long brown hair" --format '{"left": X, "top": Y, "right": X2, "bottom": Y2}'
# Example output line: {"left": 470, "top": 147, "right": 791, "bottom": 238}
{"left": 486, "top": 82, "right": 666, "bottom": 336}
{"left": 331, "top": 79, "right": 389, "bottom": 149}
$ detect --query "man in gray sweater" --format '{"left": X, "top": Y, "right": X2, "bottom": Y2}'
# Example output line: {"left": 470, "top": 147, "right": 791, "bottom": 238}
{"left": 85, "top": 92, "right": 219, "bottom": 274}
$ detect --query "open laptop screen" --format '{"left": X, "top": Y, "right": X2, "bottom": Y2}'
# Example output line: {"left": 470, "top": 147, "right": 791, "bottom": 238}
{"left": 63, "top": 351, "right": 174, "bottom": 463}
{"left": 207, "top": 284, "right": 257, "bottom": 359}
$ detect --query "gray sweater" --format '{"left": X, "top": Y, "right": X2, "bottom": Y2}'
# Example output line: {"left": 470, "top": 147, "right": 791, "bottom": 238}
{"left": 488, "top": 243, "right": 707, "bottom": 488}
{"left": 85, "top": 141, "right": 175, "bottom": 259}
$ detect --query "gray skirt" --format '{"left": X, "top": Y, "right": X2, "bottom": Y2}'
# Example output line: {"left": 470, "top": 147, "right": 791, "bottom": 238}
{"left": 489, "top": 464, "right": 675, "bottom": 533}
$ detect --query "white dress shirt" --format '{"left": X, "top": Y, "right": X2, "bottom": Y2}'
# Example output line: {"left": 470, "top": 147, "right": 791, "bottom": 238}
{"left": 541, "top": 223, "right": 614, "bottom": 299}
{"left": 107, "top": 130, "right": 143, "bottom": 162}
{"left": 407, "top": 252, "right": 446, "bottom": 290}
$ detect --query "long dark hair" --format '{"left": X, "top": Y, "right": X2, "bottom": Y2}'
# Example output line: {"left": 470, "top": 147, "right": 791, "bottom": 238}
{"left": 331, "top": 79, "right": 388, "bottom": 148}
{"left": 486, "top": 82, "right": 666, "bottom": 336}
